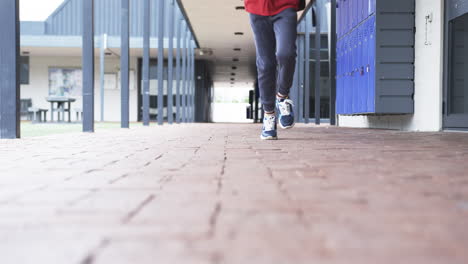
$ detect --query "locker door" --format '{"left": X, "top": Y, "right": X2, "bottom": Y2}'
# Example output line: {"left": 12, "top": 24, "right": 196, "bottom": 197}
{"left": 337, "top": 40, "right": 342, "bottom": 114}
{"left": 352, "top": 29, "right": 358, "bottom": 113}
{"left": 362, "top": 0, "right": 368, "bottom": 22}
{"left": 370, "top": 0, "right": 376, "bottom": 16}
{"left": 367, "top": 15, "right": 376, "bottom": 112}
{"left": 356, "top": 26, "right": 363, "bottom": 113}
{"left": 353, "top": 0, "right": 358, "bottom": 29}
{"left": 344, "top": 0, "right": 349, "bottom": 34}
{"left": 362, "top": 20, "right": 369, "bottom": 113}
{"left": 349, "top": 30, "right": 354, "bottom": 114}
{"left": 356, "top": 0, "right": 361, "bottom": 26}
{"left": 344, "top": 35, "right": 350, "bottom": 113}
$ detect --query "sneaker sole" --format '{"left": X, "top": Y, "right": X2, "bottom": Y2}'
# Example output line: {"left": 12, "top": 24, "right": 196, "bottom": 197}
{"left": 279, "top": 122, "right": 295, "bottom": 130}
{"left": 260, "top": 135, "right": 278, "bottom": 140}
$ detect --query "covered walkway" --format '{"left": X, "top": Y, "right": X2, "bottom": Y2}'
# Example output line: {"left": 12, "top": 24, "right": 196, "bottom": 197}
{"left": 1, "top": 124, "right": 467, "bottom": 263}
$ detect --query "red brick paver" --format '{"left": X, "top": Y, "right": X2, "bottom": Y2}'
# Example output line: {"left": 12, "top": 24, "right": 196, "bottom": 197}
{"left": 0, "top": 124, "right": 467, "bottom": 264}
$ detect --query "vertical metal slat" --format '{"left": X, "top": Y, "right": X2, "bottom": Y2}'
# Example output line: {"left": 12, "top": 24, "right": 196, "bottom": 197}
{"left": 82, "top": 0, "right": 95, "bottom": 132}
{"left": 167, "top": 0, "right": 175, "bottom": 124}
{"left": 157, "top": 0, "right": 165, "bottom": 125}
{"left": 330, "top": 0, "right": 337, "bottom": 125}
{"left": 142, "top": 0, "right": 150, "bottom": 126}
{"left": 175, "top": 13, "right": 182, "bottom": 123}
{"left": 121, "top": 0, "right": 130, "bottom": 128}
{"left": 314, "top": 5, "right": 321, "bottom": 125}
{"left": 0, "top": 0, "right": 20, "bottom": 139}
{"left": 304, "top": 11, "right": 311, "bottom": 124}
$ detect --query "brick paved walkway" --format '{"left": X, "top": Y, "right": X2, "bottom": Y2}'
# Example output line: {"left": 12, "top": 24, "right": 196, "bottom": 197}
{"left": 0, "top": 124, "right": 467, "bottom": 264}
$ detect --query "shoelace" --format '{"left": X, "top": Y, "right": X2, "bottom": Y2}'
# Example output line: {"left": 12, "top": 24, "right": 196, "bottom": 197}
{"left": 263, "top": 115, "right": 276, "bottom": 131}
{"left": 278, "top": 99, "right": 294, "bottom": 116}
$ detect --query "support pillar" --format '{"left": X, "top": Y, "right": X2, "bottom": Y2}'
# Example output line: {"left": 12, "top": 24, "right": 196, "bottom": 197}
{"left": 192, "top": 40, "right": 196, "bottom": 122}
{"left": 121, "top": 0, "right": 130, "bottom": 128}
{"left": 175, "top": 16, "right": 182, "bottom": 123}
{"left": 0, "top": 0, "right": 20, "bottom": 139}
{"left": 142, "top": 0, "right": 150, "bottom": 126}
{"left": 298, "top": 23, "right": 305, "bottom": 123}
{"left": 100, "top": 34, "right": 107, "bottom": 122}
{"left": 167, "top": 0, "right": 175, "bottom": 124}
{"left": 314, "top": 5, "right": 321, "bottom": 125}
{"left": 184, "top": 29, "right": 190, "bottom": 123}
{"left": 304, "top": 11, "right": 311, "bottom": 124}
{"left": 329, "top": 0, "right": 337, "bottom": 125}
{"left": 83, "top": 0, "right": 95, "bottom": 132}
{"left": 189, "top": 38, "right": 194, "bottom": 122}
{"left": 181, "top": 25, "right": 188, "bottom": 123}
{"left": 157, "top": 0, "right": 165, "bottom": 125}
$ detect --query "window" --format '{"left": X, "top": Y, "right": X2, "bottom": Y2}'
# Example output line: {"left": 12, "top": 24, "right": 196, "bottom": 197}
{"left": 20, "top": 56, "right": 29, "bottom": 85}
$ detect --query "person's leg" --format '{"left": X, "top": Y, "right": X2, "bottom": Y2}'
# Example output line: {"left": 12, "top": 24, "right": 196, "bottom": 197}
{"left": 249, "top": 13, "right": 277, "bottom": 113}
{"left": 272, "top": 8, "right": 297, "bottom": 98}
{"left": 270, "top": 8, "right": 297, "bottom": 129}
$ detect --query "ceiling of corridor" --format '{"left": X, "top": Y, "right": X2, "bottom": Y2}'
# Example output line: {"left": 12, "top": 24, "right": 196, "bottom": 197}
{"left": 180, "top": 0, "right": 258, "bottom": 89}
{"left": 181, "top": 0, "right": 311, "bottom": 89}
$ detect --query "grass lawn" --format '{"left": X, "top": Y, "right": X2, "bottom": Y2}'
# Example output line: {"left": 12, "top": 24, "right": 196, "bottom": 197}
{"left": 20, "top": 122, "right": 131, "bottom": 137}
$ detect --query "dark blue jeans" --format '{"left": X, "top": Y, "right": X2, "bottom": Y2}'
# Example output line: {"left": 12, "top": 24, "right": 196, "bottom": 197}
{"left": 250, "top": 8, "right": 298, "bottom": 112}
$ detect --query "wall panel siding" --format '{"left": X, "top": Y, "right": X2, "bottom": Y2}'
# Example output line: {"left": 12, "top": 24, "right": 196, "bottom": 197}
{"left": 44, "top": 0, "right": 179, "bottom": 38}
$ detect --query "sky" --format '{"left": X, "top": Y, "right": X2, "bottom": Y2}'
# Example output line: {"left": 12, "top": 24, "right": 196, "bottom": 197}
{"left": 20, "top": 0, "right": 65, "bottom": 21}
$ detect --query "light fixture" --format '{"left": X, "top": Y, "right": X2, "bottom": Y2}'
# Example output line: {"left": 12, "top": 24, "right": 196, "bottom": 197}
{"left": 196, "top": 48, "right": 213, "bottom": 56}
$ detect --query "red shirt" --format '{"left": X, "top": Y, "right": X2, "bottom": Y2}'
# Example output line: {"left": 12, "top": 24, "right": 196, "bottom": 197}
{"left": 245, "top": 0, "right": 299, "bottom": 16}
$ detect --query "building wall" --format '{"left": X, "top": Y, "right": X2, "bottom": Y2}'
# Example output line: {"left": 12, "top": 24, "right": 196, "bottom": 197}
{"left": 338, "top": 0, "right": 444, "bottom": 131}
{"left": 21, "top": 56, "right": 139, "bottom": 122}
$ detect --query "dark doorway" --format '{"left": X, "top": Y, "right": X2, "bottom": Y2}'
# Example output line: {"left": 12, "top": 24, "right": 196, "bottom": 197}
{"left": 445, "top": 0, "right": 468, "bottom": 129}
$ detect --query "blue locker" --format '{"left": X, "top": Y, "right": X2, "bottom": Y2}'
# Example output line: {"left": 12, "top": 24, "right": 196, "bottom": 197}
{"left": 347, "top": 30, "right": 352, "bottom": 114}
{"left": 357, "top": 0, "right": 362, "bottom": 24}
{"left": 343, "top": 35, "right": 349, "bottom": 113}
{"left": 356, "top": 0, "right": 360, "bottom": 27}
{"left": 365, "top": 18, "right": 371, "bottom": 113}
{"left": 337, "top": 40, "right": 342, "bottom": 114}
{"left": 340, "top": 40, "right": 345, "bottom": 114}
{"left": 356, "top": 25, "right": 363, "bottom": 113}
{"left": 344, "top": 0, "right": 350, "bottom": 34}
{"left": 352, "top": 29, "right": 358, "bottom": 113}
{"left": 353, "top": 0, "right": 357, "bottom": 27}
{"left": 348, "top": 32, "right": 354, "bottom": 114}
{"left": 362, "top": 0, "right": 368, "bottom": 22}
{"left": 367, "top": 15, "right": 376, "bottom": 112}
{"left": 362, "top": 19, "right": 369, "bottom": 113}
{"left": 336, "top": 40, "right": 340, "bottom": 114}
{"left": 335, "top": 0, "right": 415, "bottom": 115}
{"left": 370, "top": 0, "right": 376, "bottom": 16}
{"left": 348, "top": 31, "right": 353, "bottom": 114}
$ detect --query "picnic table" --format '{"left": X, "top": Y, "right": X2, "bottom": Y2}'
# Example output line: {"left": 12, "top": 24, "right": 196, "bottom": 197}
{"left": 46, "top": 97, "right": 76, "bottom": 123}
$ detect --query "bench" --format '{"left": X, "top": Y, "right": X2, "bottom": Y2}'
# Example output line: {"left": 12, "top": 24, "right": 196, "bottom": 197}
{"left": 28, "top": 107, "right": 49, "bottom": 123}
